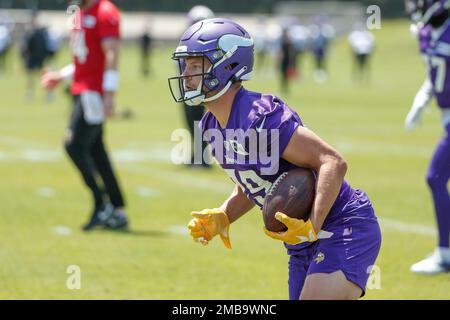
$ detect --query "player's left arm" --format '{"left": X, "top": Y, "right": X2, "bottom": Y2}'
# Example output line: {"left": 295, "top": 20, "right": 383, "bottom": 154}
{"left": 405, "top": 77, "right": 433, "bottom": 130}
{"left": 98, "top": 3, "right": 121, "bottom": 117}
{"left": 102, "top": 38, "right": 120, "bottom": 117}
{"left": 281, "top": 125, "right": 347, "bottom": 233}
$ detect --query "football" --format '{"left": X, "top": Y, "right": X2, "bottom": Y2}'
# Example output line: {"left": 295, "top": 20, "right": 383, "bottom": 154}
{"left": 262, "top": 168, "right": 316, "bottom": 232}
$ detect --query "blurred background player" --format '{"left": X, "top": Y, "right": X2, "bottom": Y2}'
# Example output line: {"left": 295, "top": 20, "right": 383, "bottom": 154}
{"left": 45, "top": 29, "right": 62, "bottom": 65}
{"left": 181, "top": 5, "right": 214, "bottom": 168}
{"left": 348, "top": 22, "right": 375, "bottom": 83}
{"left": 21, "top": 10, "right": 48, "bottom": 101}
{"left": 139, "top": 23, "right": 152, "bottom": 78}
{"left": 253, "top": 15, "right": 270, "bottom": 75}
{"left": 0, "top": 20, "right": 12, "bottom": 74}
{"left": 42, "top": 28, "right": 63, "bottom": 102}
{"left": 41, "top": 0, "right": 128, "bottom": 231}
{"left": 309, "top": 16, "right": 335, "bottom": 83}
{"left": 279, "top": 26, "right": 295, "bottom": 93}
{"left": 288, "top": 21, "right": 310, "bottom": 83}
{"left": 404, "top": 0, "right": 450, "bottom": 274}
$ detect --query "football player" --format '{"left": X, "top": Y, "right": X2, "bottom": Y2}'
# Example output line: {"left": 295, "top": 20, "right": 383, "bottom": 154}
{"left": 21, "top": 11, "right": 48, "bottom": 102}
{"left": 404, "top": 0, "right": 450, "bottom": 274}
{"left": 0, "top": 23, "right": 12, "bottom": 73}
{"left": 168, "top": 18, "right": 382, "bottom": 300}
{"left": 348, "top": 22, "right": 375, "bottom": 83}
{"left": 41, "top": 0, "right": 128, "bottom": 231}
{"left": 279, "top": 27, "right": 295, "bottom": 93}
{"left": 309, "top": 16, "right": 335, "bottom": 83}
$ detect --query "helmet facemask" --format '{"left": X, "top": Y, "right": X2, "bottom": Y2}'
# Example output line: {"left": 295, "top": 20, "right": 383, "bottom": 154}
{"left": 168, "top": 46, "right": 248, "bottom": 106}
{"left": 168, "top": 50, "right": 220, "bottom": 106}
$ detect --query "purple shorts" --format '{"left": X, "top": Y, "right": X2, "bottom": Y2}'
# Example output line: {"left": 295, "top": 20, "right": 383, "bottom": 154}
{"left": 288, "top": 189, "right": 382, "bottom": 300}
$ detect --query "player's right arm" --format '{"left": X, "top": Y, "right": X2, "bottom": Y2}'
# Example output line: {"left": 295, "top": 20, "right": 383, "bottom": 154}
{"left": 219, "top": 184, "right": 255, "bottom": 223}
{"left": 188, "top": 184, "right": 255, "bottom": 249}
{"left": 405, "top": 77, "right": 433, "bottom": 130}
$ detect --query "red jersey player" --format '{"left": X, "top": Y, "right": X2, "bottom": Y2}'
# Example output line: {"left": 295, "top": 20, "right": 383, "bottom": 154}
{"left": 42, "top": 0, "right": 128, "bottom": 231}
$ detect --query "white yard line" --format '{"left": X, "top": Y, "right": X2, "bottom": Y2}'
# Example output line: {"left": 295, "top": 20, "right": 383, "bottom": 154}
{"left": 0, "top": 134, "right": 50, "bottom": 148}
{"left": 335, "top": 141, "right": 432, "bottom": 158}
{"left": 121, "top": 163, "right": 232, "bottom": 195}
{"left": 135, "top": 186, "right": 160, "bottom": 198}
{"left": 36, "top": 186, "right": 56, "bottom": 198}
{"left": 1, "top": 134, "right": 439, "bottom": 238}
{"left": 51, "top": 225, "right": 73, "bottom": 236}
{"left": 379, "top": 217, "right": 435, "bottom": 237}
{"left": 166, "top": 225, "right": 189, "bottom": 236}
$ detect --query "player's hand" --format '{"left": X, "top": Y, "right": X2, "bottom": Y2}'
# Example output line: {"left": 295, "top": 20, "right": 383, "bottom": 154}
{"left": 405, "top": 106, "right": 425, "bottom": 130}
{"left": 263, "top": 212, "right": 318, "bottom": 245}
{"left": 187, "top": 208, "right": 231, "bottom": 249}
{"left": 103, "top": 92, "right": 116, "bottom": 118}
{"left": 41, "top": 70, "right": 62, "bottom": 90}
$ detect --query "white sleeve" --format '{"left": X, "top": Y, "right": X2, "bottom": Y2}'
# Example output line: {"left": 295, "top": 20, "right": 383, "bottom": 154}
{"left": 59, "top": 64, "right": 75, "bottom": 81}
{"left": 405, "top": 77, "right": 434, "bottom": 130}
{"left": 412, "top": 77, "right": 433, "bottom": 111}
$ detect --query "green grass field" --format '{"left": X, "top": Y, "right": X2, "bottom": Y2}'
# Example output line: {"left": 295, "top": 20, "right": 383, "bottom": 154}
{"left": 0, "top": 19, "right": 449, "bottom": 299}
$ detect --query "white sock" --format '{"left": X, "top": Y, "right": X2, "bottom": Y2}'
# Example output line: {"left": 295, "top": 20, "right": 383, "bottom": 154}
{"left": 437, "top": 247, "right": 450, "bottom": 262}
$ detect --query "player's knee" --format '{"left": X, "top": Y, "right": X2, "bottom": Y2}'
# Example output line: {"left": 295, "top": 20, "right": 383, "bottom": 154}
{"left": 300, "top": 271, "right": 362, "bottom": 300}
{"left": 300, "top": 285, "right": 360, "bottom": 300}
{"left": 64, "top": 137, "right": 83, "bottom": 158}
{"left": 64, "top": 139, "right": 76, "bottom": 155}
{"left": 299, "top": 286, "right": 325, "bottom": 300}
{"left": 426, "top": 172, "right": 446, "bottom": 189}
{"left": 63, "top": 129, "right": 73, "bottom": 145}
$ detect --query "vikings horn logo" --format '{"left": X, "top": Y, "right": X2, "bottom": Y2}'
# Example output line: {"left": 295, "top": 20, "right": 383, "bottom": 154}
{"left": 315, "top": 252, "right": 325, "bottom": 264}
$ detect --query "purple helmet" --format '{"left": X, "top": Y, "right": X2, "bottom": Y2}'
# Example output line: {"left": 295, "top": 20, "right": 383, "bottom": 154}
{"left": 168, "top": 18, "right": 254, "bottom": 106}
{"left": 405, "top": 0, "right": 450, "bottom": 26}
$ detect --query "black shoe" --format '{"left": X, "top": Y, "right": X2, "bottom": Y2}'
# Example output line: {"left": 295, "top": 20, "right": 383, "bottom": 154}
{"left": 82, "top": 212, "right": 103, "bottom": 231}
{"left": 104, "top": 209, "right": 129, "bottom": 230}
{"left": 81, "top": 204, "right": 114, "bottom": 231}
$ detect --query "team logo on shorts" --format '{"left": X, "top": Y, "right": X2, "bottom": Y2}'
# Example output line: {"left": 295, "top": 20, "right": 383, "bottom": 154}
{"left": 315, "top": 252, "right": 325, "bottom": 264}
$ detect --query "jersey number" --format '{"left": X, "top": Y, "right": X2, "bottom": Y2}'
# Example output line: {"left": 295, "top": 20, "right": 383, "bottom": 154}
{"left": 224, "top": 169, "right": 272, "bottom": 207}
{"left": 430, "top": 56, "right": 447, "bottom": 93}
{"left": 72, "top": 31, "right": 88, "bottom": 64}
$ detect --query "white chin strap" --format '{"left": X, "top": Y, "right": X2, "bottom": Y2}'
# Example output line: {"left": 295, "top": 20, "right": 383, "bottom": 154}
{"left": 184, "top": 66, "right": 247, "bottom": 106}
{"left": 184, "top": 91, "right": 205, "bottom": 106}
{"left": 184, "top": 81, "right": 231, "bottom": 106}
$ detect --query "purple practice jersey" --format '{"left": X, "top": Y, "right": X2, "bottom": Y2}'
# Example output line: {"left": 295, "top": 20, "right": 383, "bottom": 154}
{"left": 200, "top": 87, "right": 354, "bottom": 251}
{"left": 420, "top": 20, "right": 450, "bottom": 108}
